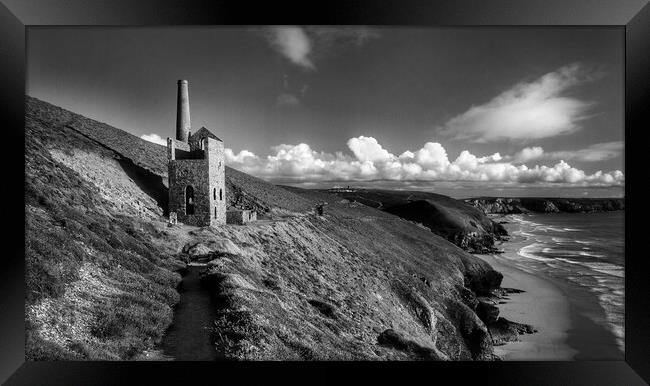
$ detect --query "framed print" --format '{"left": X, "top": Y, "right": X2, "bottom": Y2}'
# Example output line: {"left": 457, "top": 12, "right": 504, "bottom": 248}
{"left": 1, "top": 0, "right": 649, "bottom": 384}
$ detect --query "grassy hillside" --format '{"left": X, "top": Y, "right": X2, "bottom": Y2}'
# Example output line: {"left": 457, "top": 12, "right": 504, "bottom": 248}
{"left": 26, "top": 96, "right": 520, "bottom": 360}
{"left": 319, "top": 189, "right": 508, "bottom": 253}
{"left": 25, "top": 98, "right": 184, "bottom": 360}
{"left": 194, "top": 188, "right": 504, "bottom": 360}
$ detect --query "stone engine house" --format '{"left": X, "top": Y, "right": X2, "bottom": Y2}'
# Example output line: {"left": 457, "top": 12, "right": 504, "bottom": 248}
{"left": 167, "top": 80, "right": 226, "bottom": 226}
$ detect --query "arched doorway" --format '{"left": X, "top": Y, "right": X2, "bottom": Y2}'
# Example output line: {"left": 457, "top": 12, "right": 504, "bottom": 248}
{"left": 185, "top": 185, "right": 195, "bottom": 215}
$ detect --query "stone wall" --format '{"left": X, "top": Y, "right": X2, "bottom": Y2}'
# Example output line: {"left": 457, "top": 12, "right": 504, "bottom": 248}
{"left": 205, "top": 136, "right": 227, "bottom": 225}
{"left": 226, "top": 209, "right": 256, "bottom": 225}
{"left": 168, "top": 159, "right": 210, "bottom": 226}
{"left": 167, "top": 138, "right": 191, "bottom": 161}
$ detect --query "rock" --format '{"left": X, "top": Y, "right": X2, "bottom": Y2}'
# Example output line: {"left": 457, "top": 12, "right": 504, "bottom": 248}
{"left": 464, "top": 269, "right": 503, "bottom": 296}
{"left": 476, "top": 301, "right": 499, "bottom": 324}
{"left": 184, "top": 242, "right": 212, "bottom": 256}
{"left": 487, "top": 317, "right": 536, "bottom": 346}
{"left": 465, "top": 197, "right": 624, "bottom": 214}
{"left": 447, "top": 299, "right": 494, "bottom": 360}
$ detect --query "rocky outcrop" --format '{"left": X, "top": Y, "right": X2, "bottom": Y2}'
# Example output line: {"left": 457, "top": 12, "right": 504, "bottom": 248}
{"left": 385, "top": 200, "right": 508, "bottom": 254}
{"left": 321, "top": 189, "right": 510, "bottom": 255}
{"left": 465, "top": 197, "right": 624, "bottom": 214}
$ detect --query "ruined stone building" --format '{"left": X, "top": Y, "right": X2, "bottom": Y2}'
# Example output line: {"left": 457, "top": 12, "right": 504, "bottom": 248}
{"left": 167, "top": 80, "right": 226, "bottom": 226}
{"left": 226, "top": 209, "right": 257, "bottom": 225}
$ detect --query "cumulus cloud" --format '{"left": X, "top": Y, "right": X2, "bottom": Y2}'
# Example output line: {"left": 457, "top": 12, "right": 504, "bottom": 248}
{"left": 140, "top": 133, "right": 167, "bottom": 146}
{"left": 276, "top": 93, "right": 301, "bottom": 107}
{"left": 260, "top": 26, "right": 379, "bottom": 70}
{"left": 347, "top": 136, "right": 394, "bottom": 163}
{"left": 442, "top": 63, "right": 599, "bottom": 142}
{"left": 225, "top": 136, "right": 624, "bottom": 187}
{"left": 509, "top": 141, "right": 623, "bottom": 163}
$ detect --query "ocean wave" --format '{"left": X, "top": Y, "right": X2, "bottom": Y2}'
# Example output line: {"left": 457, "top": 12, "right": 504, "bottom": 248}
{"left": 547, "top": 249, "right": 587, "bottom": 257}
{"left": 533, "top": 226, "right": 566, "bottom": 232}
{"left": 517, "top": 243, "right": 553, "bottom": 261}
{"left": 512, "top": 230, "right": 537, "bottom": 238}
{"left": 590, "top": 264, "right": 624, "bottom": 278}
{"left": 510, "top": 217, "right": 542, "bottom": 227}
{"left": 597, "top": 293, "right": 626, "bottom": 354}
{"left": 555, "top": 258, "right": 624, "bottom": 278}
{"left": 598, "top": 293, "right": 625, "bottom": 308}
{"left": 578, "top": 251, "right": 606, "bottom": 258}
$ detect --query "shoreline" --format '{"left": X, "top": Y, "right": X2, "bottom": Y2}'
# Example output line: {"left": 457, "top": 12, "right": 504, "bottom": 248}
{"left": 480, "top": 212, "right": 624, "bottom": 361}
{"left": 477, "top": 253, "right": 577, "bottom": 360}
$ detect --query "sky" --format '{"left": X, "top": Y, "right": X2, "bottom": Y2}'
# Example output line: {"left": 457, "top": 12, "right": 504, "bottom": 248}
{"left": 27, "top": 26, "right": 624, "bottom": 198}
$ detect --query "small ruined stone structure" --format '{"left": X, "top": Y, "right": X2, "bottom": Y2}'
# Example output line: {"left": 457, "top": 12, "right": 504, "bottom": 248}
{"left": 167, "top": 80, "right": 226, "bottom": 226}
{"left": 226, "top": 209, "right": 257, "bottom": 225}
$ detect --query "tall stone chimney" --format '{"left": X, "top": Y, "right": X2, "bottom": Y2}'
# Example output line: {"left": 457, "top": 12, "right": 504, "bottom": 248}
{"left": 176, "top": 80, "right": 191, "bottom": 142}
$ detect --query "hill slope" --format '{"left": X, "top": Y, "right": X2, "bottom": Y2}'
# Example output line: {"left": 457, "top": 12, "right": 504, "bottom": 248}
{"left": 320, "top": 189, "right": 508, "bottom": 253}
{"left": 26, "top": 96, "right": 524, "bottom": 360}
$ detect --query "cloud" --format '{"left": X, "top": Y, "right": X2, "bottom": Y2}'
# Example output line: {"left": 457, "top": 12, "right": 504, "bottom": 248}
{"left": 510, "top": 146, "right": 545, "bottom": 163}
{"left": 260, "top": 26, "right": 379, "bottom": 70}
{"left": 276, "top": 93, "right": 301, "bottom": 107}
{"left": 225, "top": 136, "right": 624, "bottom": 187}
{"left": 140, "top": 133, "right": 167, "bottom": 146}
{"left": 265, "top": 27, "right": 314, "bottom": 70}
{"left": 441, "top": 63, "right": 599, "bottom": 142}
{"left": 347, "top": 136, "right": 394, "bottom": 163}
{"left": 509, "top": 141, "right": 623, "bottom": 163}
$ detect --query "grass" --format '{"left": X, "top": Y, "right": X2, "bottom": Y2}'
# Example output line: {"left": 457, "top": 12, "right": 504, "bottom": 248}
{"left": 25, "top": 97, "right": 183, "bottom": 360}
{"left": 310, "top": 188, "right": 508, "bottom": 253}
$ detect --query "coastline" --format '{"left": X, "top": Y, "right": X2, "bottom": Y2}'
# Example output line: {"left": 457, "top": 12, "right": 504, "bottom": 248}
{"left": 479, "top": 212, "right": 624, "bottom": 361}
{"left": 477, "top": 253, "right": 577, "bottom": 360}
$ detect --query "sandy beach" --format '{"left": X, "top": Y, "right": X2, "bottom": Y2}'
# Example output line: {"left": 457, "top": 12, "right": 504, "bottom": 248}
{"left": 477, "top": 253, "right": 578, "bottom": 360}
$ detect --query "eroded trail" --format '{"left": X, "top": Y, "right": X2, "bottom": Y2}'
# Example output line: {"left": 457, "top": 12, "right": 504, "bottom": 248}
{"left": 160, "top": 266, "right": 222, "bottom": 360}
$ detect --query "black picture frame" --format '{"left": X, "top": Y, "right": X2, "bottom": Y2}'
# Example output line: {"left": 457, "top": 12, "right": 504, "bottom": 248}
{"left": 2, "top": 0, "right": 649, "bottom": 384}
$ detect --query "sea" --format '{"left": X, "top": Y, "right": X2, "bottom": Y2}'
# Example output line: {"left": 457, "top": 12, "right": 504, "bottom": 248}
{"left": 495, "top": 211, "right": 625, "bottom": 355}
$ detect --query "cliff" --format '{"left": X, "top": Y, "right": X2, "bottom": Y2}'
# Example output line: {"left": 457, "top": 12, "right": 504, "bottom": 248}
{"left": 25, "top": 96, "right": 526, "bottom": 361}
{"left": 321, "top": 189, "right": 508, "bottom": 254}
{"left": 464, "top": 197, "right": 624, "bottom": 214}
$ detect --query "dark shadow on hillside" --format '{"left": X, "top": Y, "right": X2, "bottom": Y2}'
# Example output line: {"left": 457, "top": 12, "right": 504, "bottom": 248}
{"left": 117, "top": 156, "right": 169, "bottom": 216}
{"left": 61, "top": 124, "right": 169, "bottom": 216}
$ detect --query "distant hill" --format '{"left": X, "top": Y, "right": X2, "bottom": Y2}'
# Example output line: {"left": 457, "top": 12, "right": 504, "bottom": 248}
{"left": 464, "top": 197, "right": 625, "bottom": 214}
{"left": 25, "top": 96, "right": 523, "bottom": 361}
{"left": 318, "top": 188, "right": 508, "bottom": 254}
